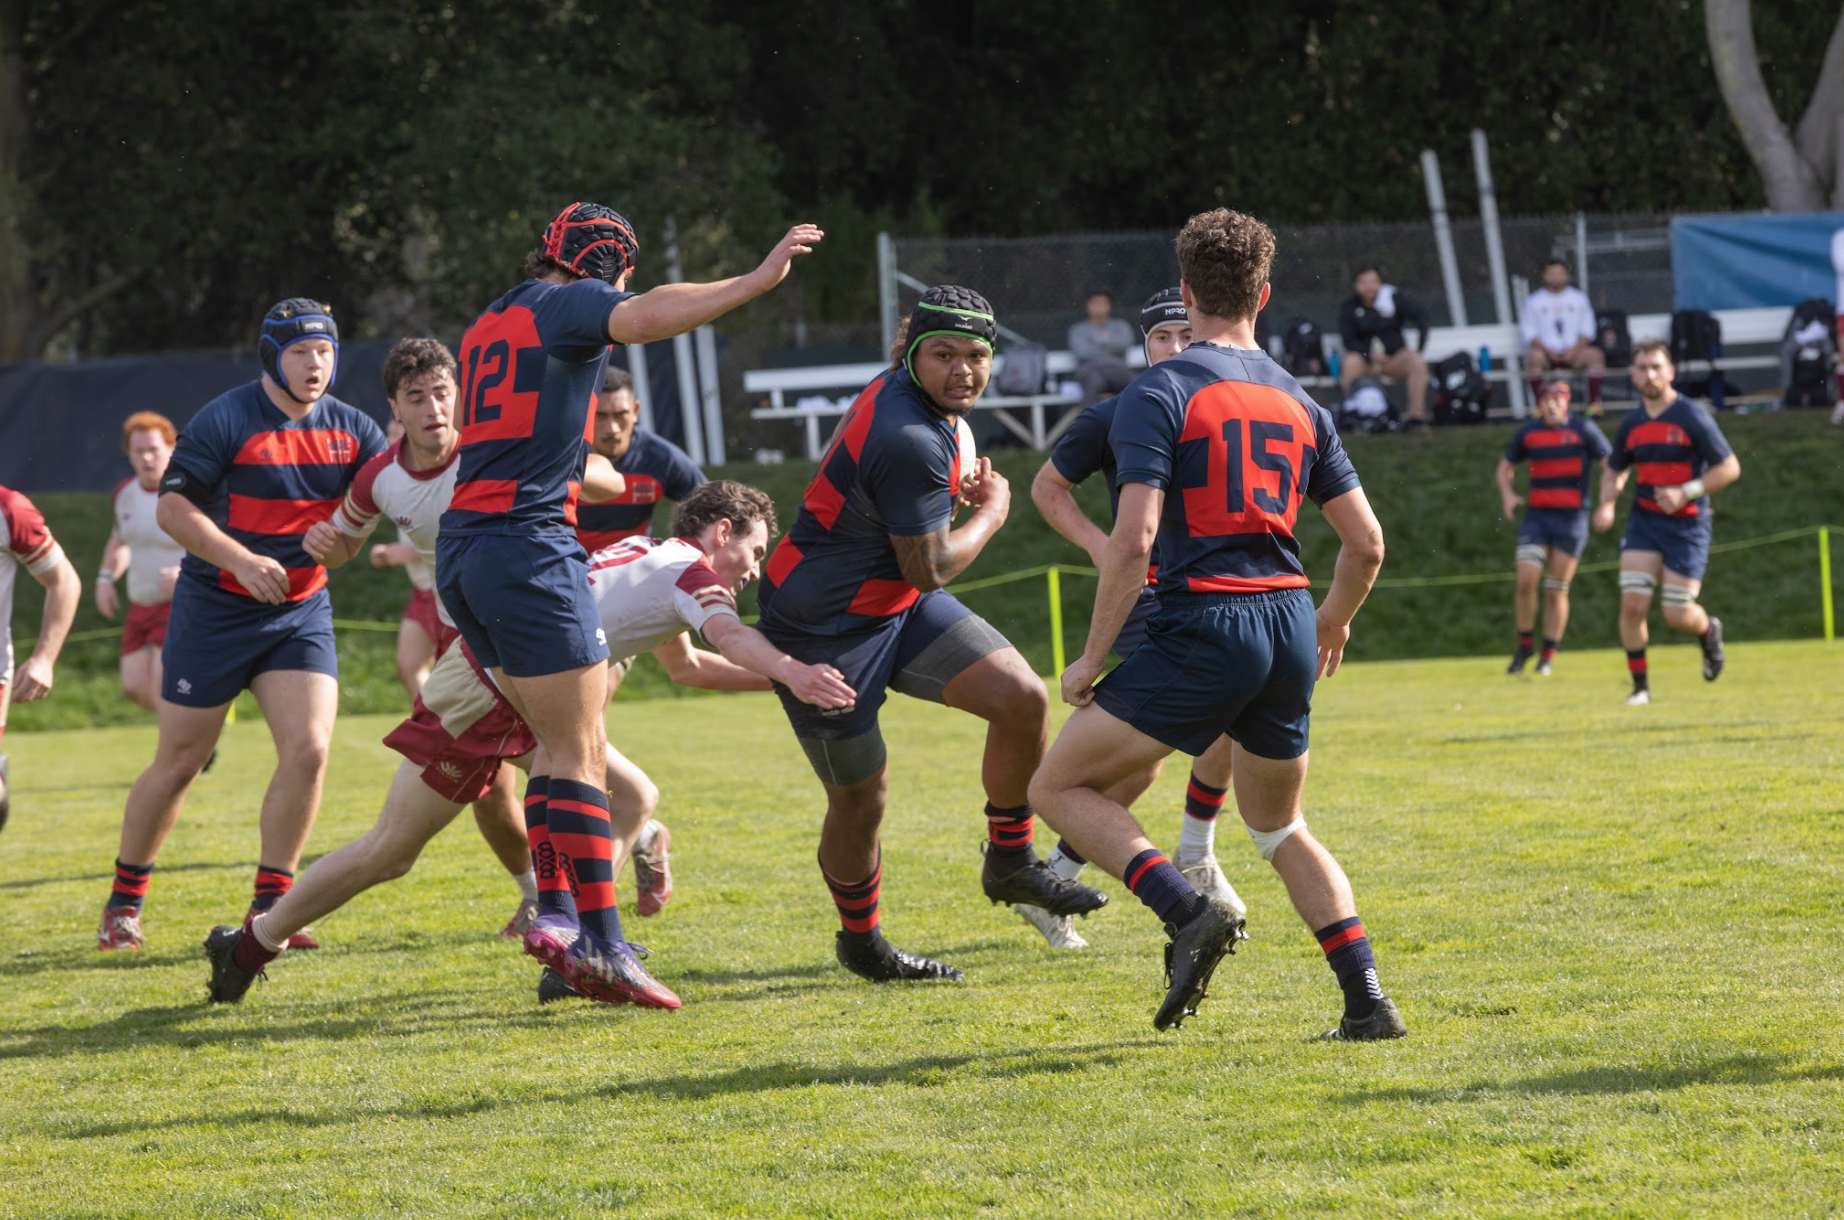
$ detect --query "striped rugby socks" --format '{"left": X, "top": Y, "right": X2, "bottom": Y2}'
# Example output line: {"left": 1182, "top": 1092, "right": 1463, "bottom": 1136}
{"left": 1316, "top": 916, "right": 1385, "bottom": 1022}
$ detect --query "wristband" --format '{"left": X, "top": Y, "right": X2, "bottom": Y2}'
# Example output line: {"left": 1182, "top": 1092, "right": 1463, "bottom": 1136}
{"left": 96, "top": 571, "right": 115, "bottom": 583}
{"left": 1680, "top": 478, "right": 1706, "bottom": 501}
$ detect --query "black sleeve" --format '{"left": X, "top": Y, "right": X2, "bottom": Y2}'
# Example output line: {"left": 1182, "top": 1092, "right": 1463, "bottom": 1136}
{"left": 1400, "top": 294, "right": 1432, "bottom": 350}
{"left": 1338, "top": 299, "right": 1362, "bottom": 352}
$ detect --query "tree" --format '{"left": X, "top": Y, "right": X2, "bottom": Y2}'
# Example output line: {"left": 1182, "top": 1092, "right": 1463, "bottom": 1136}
{"left": 1707, "top": 0, "right": 1844, "bottom": 210}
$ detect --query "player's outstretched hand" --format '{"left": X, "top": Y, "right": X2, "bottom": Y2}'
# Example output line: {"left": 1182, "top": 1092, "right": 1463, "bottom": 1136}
{"left": 230, "top": 553, "right": 291, "bottom": 605}
{"left": 302, "top": 520, "right": 343, "bottom": 564}
{"left": 750, "top": 224, "right": 825, "bottom": 292}
{"left": 1314, "top": 609, "right": 1350, "bottom": 679}
{"left": 13, "top": 653, "right": 55, "bottom": 702}
{"left": 1060, "top": 654, "right": 1105, "bottom": 707}
{"left": 964, "top": 459, "right": 1010, "bottom": 520}
{"left": 94, "top": 578, "right": 120, "bottom": 621}
{"left": 788, "top": 662, "right": 856, "bottom": 710}
{"left": 1502, "top": 493, "right": 1524, "bottom": 521}
{"left": 1591, "top": 502, "right": 1615, "bottom": 534}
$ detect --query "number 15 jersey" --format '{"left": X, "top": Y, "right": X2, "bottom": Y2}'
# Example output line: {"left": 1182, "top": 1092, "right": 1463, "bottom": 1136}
{"left": 443, "top": 277, "right": 632, "bottom": 539}
{"left": 1109, "top": 341, "right": 1359, "bottom": 595}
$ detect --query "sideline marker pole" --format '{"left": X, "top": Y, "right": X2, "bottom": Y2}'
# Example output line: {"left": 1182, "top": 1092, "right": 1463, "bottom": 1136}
{"left": 1821, "top": 527, "right": 1835, "bottom": 642}
{"left": 1047, "top": 566, "right": 1065, "bottom": 676}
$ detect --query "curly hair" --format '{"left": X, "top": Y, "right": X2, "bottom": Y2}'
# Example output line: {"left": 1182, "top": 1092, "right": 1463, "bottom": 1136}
{"left": 670, "top": 479, "right": 779, "bottom": 541}
{"left": 120, "top": 411, "right": 176, "bottom": 451}
{"left": 1175, "top": 208, "right": 1276, "bottom": 322}
{"left": 382, "top": 337, "right": 458, "bottom": 398}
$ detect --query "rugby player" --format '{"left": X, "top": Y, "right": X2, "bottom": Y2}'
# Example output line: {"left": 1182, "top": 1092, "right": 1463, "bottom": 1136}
{"left": 1028, "top": 286, "right": 1242, "bottom": 950}
{"left": 0, "top": 483, "right": 81, "bottom": 832}
{"left": 756, "top": 286, "right": 1107, "bottom": 984}
{"left": 438, "top": 202, "right": 822, "bottom": 1006}
{"left": 1496, "top": 380, "right": 1611, "bottom": 675}
{"left": 98, "top": 300, "right": 387, "bottom": 950}
{"left": 96, "top": 413, "right": 187, "bottom": 711}
{"left": 366, "top": 419, "right": 445, "bottom": 700}
{"left": 1029, "top": 210, "right": 1402, "bottom": 1039}
{"left": 1593, "top": 339, "right": 1740, "bottom": 705}
{"left": 205, "top": 479, "right": 852, "bottom": 1006}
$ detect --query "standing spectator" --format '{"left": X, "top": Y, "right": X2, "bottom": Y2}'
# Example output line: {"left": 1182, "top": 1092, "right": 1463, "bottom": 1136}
{"left": 1067, "top": 290, "right": 1138, "bottom": 407}
{"left": 97, "top": 412, "right": 187, "bottom": 711}
{"left": 1521, "top": 259, "right": 1605, "bottom": 414}
{"left": 1338, "top": 267, "right": 1431, "bottom": 425}
{"left": 0, "top": 483, "right": 81, "bottom": 832}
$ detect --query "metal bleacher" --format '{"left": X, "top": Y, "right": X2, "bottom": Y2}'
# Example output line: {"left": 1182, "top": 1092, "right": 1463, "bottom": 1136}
{"left": 745, "top": 307, "right": 1794, "bottom": 459}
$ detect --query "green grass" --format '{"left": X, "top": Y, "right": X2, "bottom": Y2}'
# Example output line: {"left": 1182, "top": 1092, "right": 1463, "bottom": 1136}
{"left": 10, "top": 410, "right": 1844, "bottom": 731}
{"left": 2, "top": 640, "right": 1841, "bottom": 1217}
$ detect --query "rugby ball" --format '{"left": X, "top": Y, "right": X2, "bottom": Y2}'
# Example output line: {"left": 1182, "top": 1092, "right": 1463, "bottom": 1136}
{"left": 956, "top": 416, "right": 978, "bottom": 492}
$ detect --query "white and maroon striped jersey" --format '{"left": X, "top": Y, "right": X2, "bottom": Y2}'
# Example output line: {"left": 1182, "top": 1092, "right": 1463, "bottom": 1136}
{"left": 1, "top": 485, "right": 65, "bottom": 687}
{"left": 586, "top": 536, "right": 739, "bottom": 659}
{"left": 331, "top": 439, "right": 458, "bottom": 602}
{"left": 110, "top": 478, "right": 186, "bottom": 606}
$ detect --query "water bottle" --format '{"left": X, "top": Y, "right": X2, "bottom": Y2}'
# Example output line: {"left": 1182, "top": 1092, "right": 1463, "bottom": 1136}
{"left": 1478, "top": 344, "right": 1491, "bottom": 373}
{"left": 1328, "top": 348, "right": 1341, "bottom": 381}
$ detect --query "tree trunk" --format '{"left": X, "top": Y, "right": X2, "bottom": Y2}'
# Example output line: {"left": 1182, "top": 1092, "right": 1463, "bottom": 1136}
{"left": 0, "top": 0, "right": 34, "bottom": 363}
{"left": 1792, "top": 7, "right": 1844, "bottom": 205}
{"left": 1706, "top": 0, "right": 1827, "bottom": 211}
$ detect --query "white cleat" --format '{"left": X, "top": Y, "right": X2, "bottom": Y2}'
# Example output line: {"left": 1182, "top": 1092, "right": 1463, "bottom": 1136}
{"left": 1015, "top": 903, "right": 1089, "bottom": 949}
{"left": 1623, "top": 688, "right": 1651, "bottom": 706}
{"left": 1176, "top": 853, "right": 1248, "bottom": 920}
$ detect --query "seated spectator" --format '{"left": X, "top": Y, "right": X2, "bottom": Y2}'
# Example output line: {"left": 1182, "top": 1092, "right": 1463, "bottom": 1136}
{"left": 1522, "top": 258, "right": 1605, "bottom": 413}
{"left": 1338, "top": 266, "right": 1430, "bottom": 425}
{"left": 1067, "top": 289, "right": 1137, "bottom": 406}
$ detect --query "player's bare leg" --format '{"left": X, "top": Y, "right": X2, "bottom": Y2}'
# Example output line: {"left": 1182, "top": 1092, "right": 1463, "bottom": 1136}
{"left": 394, "top": 617, "right": 436, "bottom": 700}
{"left": 119, "top": 646, "right": 160, "bottom": 712}
{"left": 1661, "top": 568, "right": 1723, "bottom": 683}
{"left": 1381, "top": 347, "right": 1430, "bottom": 424}
{"left": 246, "top": 669, "right": 338, "bottom": 945}
{"left": 1229, "top": 742, "right": 1403, "bottom": 1041}
{"left": 1618, "top": 550, "right": 1662, "bottom": 704}
{"left": 102, "top": 699, "right": 226, "bottom": 948}
{"left": 817, "top": 763, "right": 959, "bottom": 982}
{"left": 1535, "top": 549, "right": 1580, "bottom": 675}
{"left": 1509, "top": 548, "right": 1544, "bottom": 673}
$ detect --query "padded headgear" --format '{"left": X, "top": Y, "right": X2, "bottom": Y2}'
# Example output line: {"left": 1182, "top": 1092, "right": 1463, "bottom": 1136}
{"left": 542, "top": 202, "right": 640, "bottom": 284}
{"left": 259, "top": 298, "right": 339, "bottom": 403}
{"left": 1537, "top": 378, "right": 1571, "bottom": 403}
{"left": 903, "top": 285, "right": 997, "bottom": 385}
{"left": 1140, "top": 286, "right": 1188, "bottom": 337}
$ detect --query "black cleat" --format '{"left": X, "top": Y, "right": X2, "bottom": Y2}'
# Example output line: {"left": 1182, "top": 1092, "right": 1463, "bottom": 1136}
{"left": 981, "top": 845, "right": 1109, "bottom": 917}
{"left": 1319, "top": 996, "right": 1408, "bottom": 1041}
{"left": 835, "top": 930, "right": 962, "bottom": 982}
{"left": 1700, "top": 616, "right": 1724, "bottom": 681}
{"left": 1154, "top": 898, "right": 1244, "bottom": 1031}
{"left": 203, "top": 924, "right": 261, "bottom": 1004}
{"left": 537, "top": 966, "right": 581, "bottom": 1004}
{"left": 1506, "top": 647, "right": 1532, "bottom": 675}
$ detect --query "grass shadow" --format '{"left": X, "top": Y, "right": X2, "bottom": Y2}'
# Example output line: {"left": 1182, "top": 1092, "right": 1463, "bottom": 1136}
{"left": 0, "top": 860, "right": 245, "bottom": 893}
{"left": 1341, "top": 1052, "right": 1844, "bottom": 1105}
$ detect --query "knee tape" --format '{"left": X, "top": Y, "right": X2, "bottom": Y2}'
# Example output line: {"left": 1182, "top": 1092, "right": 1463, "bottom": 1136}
{"left": 1618, "top": 570, "right": 1657, "bottom": 600}
{"left": 1246, "top": 815, "right": 1305, "bottom": 862}
{"left": 1515, "top": 544, "right": 1548, "bottom": 567}
{"left": 1542, "top": 576, "right": 1570, "bottom": 594}
{"left": 1661, "top": 585, "right": 1698, "bottom": 608}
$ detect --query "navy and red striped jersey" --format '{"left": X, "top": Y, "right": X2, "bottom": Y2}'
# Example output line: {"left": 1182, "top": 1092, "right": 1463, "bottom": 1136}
{"left": 1109, "top": 342, "right": 1359, "bottom": 595}
{"left": 1049, "top": 392, "right": 1159, "bottom": 584}
{"left": 443, "top": 277, "right": 633, "bottom": 539}
{"left": 1608, "top": 394, "right": 1732, "bottom": 519}
{"left": 1503, "top": 414, "right": 1611, "bottom": 511}
{"left": 574, "top": 426, "right": 705, "bottom": 553}
{"left": 164, "top": 382, "right": 385, "bottom": 601}
{"left": 757, "top": 367, "right": 966, "bottom": 637}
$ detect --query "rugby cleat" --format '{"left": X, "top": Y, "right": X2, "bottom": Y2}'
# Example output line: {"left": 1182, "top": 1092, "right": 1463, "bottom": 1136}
{"left": 202, "top": 922, "right": 262, "bottom": 1004}
{"left": 1700, "top": 616, "right": 1724, "bottom": 682}
{"left": 632, "top": 819, "right": 674, "bottom": 917}
{"left": 536, "top": 966, "right": 580, "bottom": 1004}
{"left": 981, "top": 845, "right": 1109, "bottom": 917}
{"left": 247, "top": 907, "right": 318, "bottom": 951}
{"left": 521, "top": 912, "right": 581, "bottom": 973}
{"left": 1534, "top": 657, "right": 1553, "bottom": 677}
{"left": 498, "top": 897, "right": 539, "bottom": 940}
{"left": 561, "top": 933, "right": 681, "bottom": 1009}
{"left": 1014, "top": 902, "right": 1089, "bottom": 949}
{"left": 1319, "top": 996, "right": 1408, "bottom": 1041}
{"left": 97, "top": 906, "right": 145, "bottom": 951}
{"left": 1623, "top": 688, "right": 1651, "bottom": 707}
{"left": 835, "top": 930, "right": 963, "bottom": 982}
{"left": 1175, "top": 853, "right": 1248, "bottom": 920}
{"left": 1153, "top": 898, "right": 1245, "bottom": 1031}
{"left": 1505, "top": 648, "right": 1531, "bottom": 675}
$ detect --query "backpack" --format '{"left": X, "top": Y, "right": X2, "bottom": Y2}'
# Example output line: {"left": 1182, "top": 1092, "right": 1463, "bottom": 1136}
{"left": 1594, "top": 309, "right": 1632, "bottom": 367}
{"left": 1431, "top": 350, "right": 1492, "bottom": 425}
{"left": 1786, "top": 296, "right": 1836, "bottom": 340}
{"left": 1282, "top": 318, "right": 1328, "bottom": 378}
{"left": 1670, "top": 310, "right": 1723, "bottom": 363}
{"left": 995, "top": 341, "right": 1047, "bottom": 397}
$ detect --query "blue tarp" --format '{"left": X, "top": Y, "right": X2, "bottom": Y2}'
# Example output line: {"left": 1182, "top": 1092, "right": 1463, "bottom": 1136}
{"left": 1671, "top": 212, "right": 1844, "bottom": 311}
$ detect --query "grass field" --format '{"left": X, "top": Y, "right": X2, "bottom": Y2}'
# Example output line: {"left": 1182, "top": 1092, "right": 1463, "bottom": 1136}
{"left": 2, "top": 639, "right": 1840, "bottom": 1217}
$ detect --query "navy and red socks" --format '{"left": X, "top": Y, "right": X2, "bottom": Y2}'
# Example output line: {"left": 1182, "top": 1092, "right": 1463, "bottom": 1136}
{"left": 822, "top": 853, "right": 883, "bottom": 939}
{"left": 1124, "top": 847, "right": 1206, "bottom": 928}
{"left": 1539, "top": 637, "right": 1559, "bottom": 665}
{"left": 984, "top": 802, "right": 1035, "bottom": 867}
{"left": 1627, "top": 648, "right": 1649, "bottom": 694}
{"left": 108, "top": 859, "right": 153, "bottom": 912}
{"left": 1178, "top": 772, "right": 1228, "bottom": 858}
{"left": 522, "top": 775, "right": 578, "bottom": 922}
{"left": 251, "top": 865, "right": 293, "bottom": 912}
{"left": 1316, "top": 916, "right": 1386, "bottom": 1022}
{"left": 546, "top": 777, "right": 624, "bottom": 946}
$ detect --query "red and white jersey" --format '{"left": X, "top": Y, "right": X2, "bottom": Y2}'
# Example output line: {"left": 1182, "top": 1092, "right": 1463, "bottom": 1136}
{"left": 1520, "top": 286, "right": 1596, "bottom": 353}
{"left": 586, "top": 536, "right": 739, "bottom": 659}
{"left": 1, "top": 485, "right": 66, "bottom": 687}
{"left": 110, "top": 478, "right": 186, "bottom": 605}
{"left": 331, "top": 439, "right": 458, "bottom": 608}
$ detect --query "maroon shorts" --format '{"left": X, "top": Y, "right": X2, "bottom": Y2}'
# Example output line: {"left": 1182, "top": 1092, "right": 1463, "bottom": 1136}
{"left": 381, "top": 639, "right": 537, "bottom": 804}
{"left": 120, "top": 600, "right": 172, "bottom": 656}
{"left": 402, "top": 587, "right": 459, "bottom": 653}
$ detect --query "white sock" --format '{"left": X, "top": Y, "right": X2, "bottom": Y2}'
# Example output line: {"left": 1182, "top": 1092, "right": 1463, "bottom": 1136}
{"left": 1045, "top": 843, "right": 1086, "bottom": 881}
{"left": 1177, "top": 813, "right": 1216, "bottom": 860}
{"left": 514, "top": 868, "right": 538, "bottom": 902}
{"left": 250, "top": 910, "right": 289, "bottom": 953}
